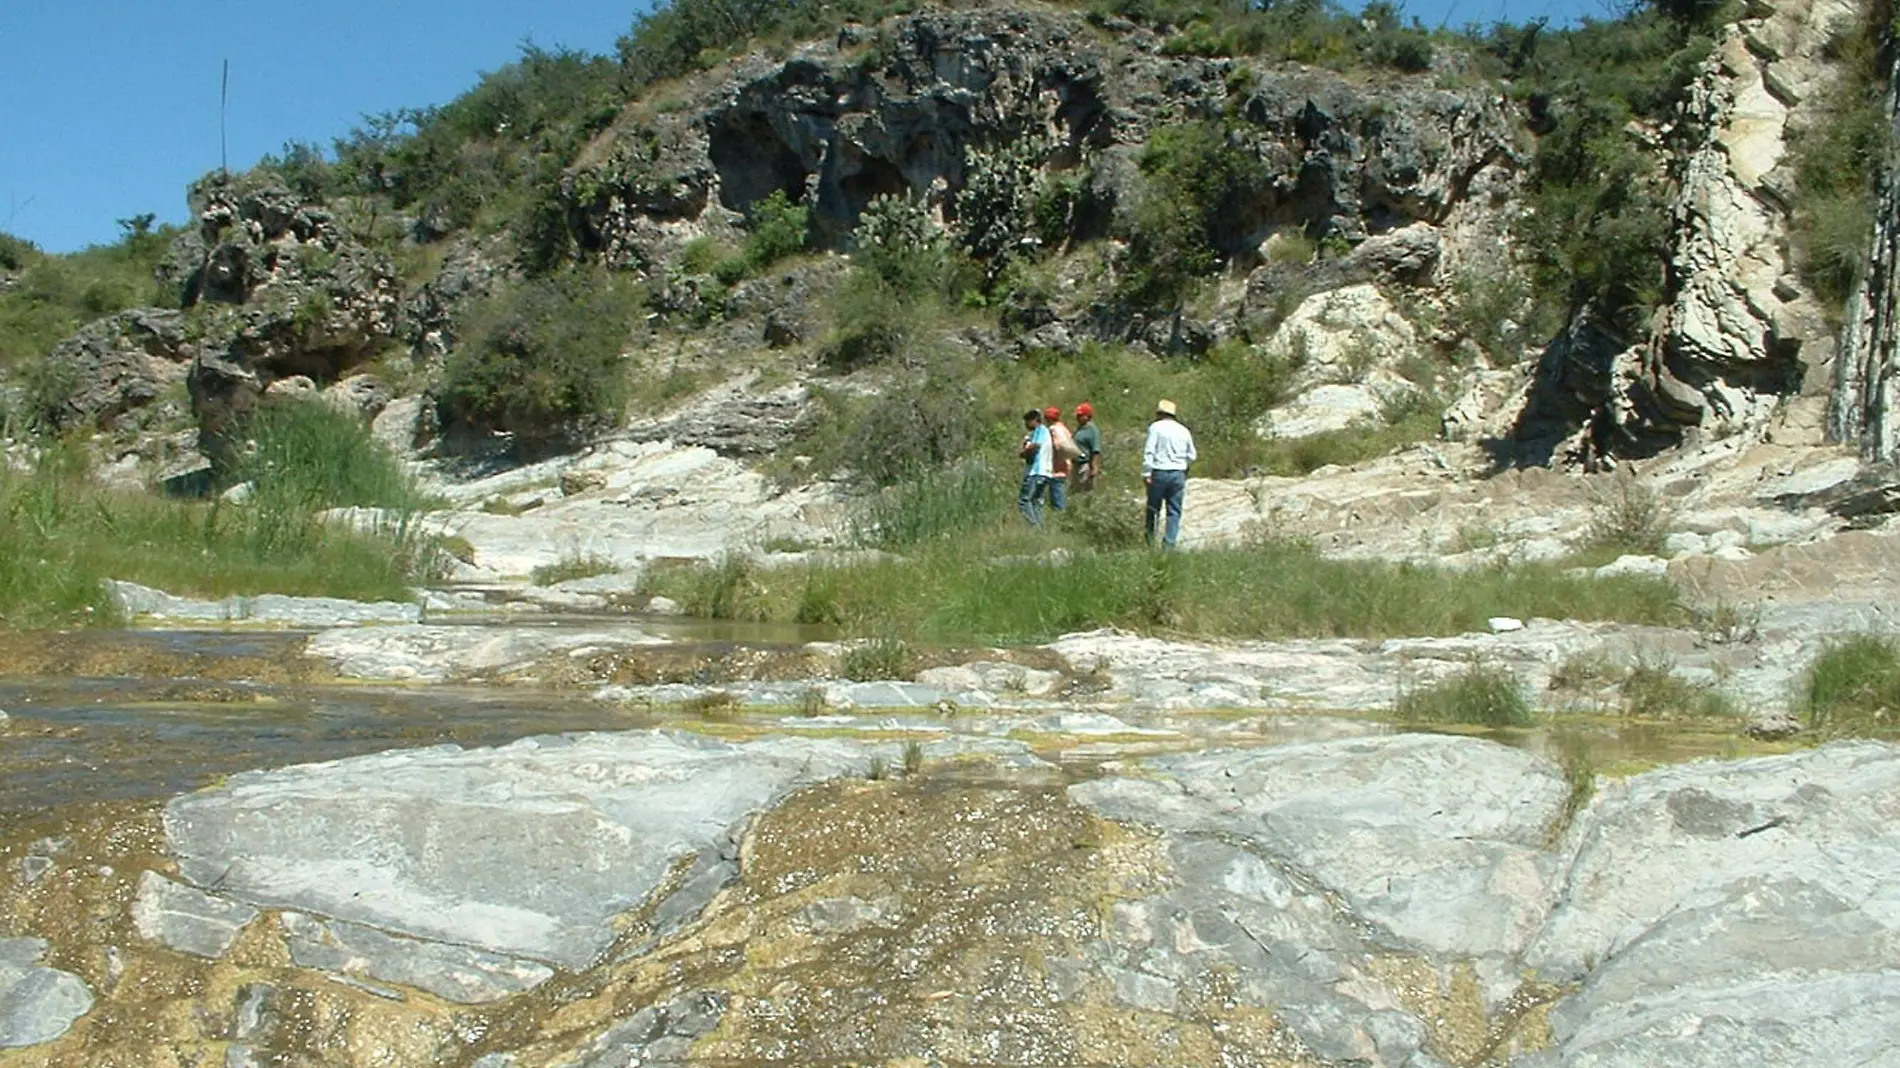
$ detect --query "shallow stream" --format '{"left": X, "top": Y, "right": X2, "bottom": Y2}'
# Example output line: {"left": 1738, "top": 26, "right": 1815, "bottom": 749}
{"left": 0, "top": 626, "right": 1766, "bottom": 816}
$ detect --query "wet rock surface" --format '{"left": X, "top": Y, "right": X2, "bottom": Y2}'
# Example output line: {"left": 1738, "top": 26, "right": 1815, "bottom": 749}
{"left": 3, "top": 688, "right": 1895, "bottom": 1066}
{"left": 0, "top": 937, "right": 93, "bottom": 1049}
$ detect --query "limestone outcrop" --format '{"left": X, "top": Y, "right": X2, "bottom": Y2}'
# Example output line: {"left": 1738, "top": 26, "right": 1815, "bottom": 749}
{"left": 569, "top": 9, "right": 1518, "bottom": 296}
{"left": 1527, "top": 0, "right": 1872, "bottom": 466}
{"left": 168, "top": 174, "right": 403, "bottom": 464}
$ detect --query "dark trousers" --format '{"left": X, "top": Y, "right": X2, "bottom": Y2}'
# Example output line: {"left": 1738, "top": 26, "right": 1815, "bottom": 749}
{"left": 1145, "top": 469, "right": 1187, "bottom": 548}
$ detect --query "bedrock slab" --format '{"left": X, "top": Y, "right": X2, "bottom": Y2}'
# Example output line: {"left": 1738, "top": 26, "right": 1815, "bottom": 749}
{"left": 1517, "top": 742, "right": 1900, "bottom": 1066}
{"left": 303, "top": 623, "right": 671, "bottom": 682}
{"left": 161, "top": 731, "right": 912, "bottom": 970}
{"left": 1071, "top": 733, "right": 1568, "bottom": 961}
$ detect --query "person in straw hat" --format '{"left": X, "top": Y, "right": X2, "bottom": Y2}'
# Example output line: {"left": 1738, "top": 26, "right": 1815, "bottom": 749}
{"left": 1141, "top": 398, "right": 1196, "bottom": 549}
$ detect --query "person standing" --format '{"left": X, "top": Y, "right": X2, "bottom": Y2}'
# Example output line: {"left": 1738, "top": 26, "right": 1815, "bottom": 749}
{"left": 1142, "top": 398, "right": 1196, "bottom": 549}
{"left": 1044, "top": 406, "right": 1078, "bottom": 512}
{"left": 1072, "top": 402, "right": 1102, "bottom": 493}
{"left": 1018, "top": 408, "right": 1052, "bottom": 526}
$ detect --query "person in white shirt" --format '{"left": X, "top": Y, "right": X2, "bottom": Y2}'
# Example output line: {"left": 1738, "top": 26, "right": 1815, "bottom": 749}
{"left": 1141, "top": 398, "right": 1196, "bottom": 549}
{"left": 1018, "top": 408, "right": 1053, "bottom": 527}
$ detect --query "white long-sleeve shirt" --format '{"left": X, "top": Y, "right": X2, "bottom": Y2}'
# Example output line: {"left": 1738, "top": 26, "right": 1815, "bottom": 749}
{"left": 1142, "top": 418, "right": 1196, "bottom": 476}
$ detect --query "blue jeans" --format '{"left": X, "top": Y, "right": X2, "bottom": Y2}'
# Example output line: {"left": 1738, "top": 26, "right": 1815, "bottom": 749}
{"left": 1019, "top": 472, "right": 1050, "bottom": 526}
{"left": 1048, "top": 476, "right": 1068, "bottom": 512}
{"left": 1145, "top": 469, "right": 1186, "bottom": 548}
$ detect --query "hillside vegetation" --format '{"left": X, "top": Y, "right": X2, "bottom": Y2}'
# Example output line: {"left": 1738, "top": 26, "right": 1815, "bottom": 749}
{"left": 0, "top": 0, "right": 1888, "bottom": 623}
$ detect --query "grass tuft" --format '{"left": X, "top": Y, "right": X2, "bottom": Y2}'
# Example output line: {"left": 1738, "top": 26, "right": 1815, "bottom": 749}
{"left": 1583, "top": 475, "right": 1672, "bottom": 557}
{"left": 1395, "top": 662, "right": 1536, "bottom": 727}
{"left": 530, "top": 551, "right": 618, "bottom": 586}
{"left": 1804, "top": 634, "right": 1900, "bottom": 738}
{"left": 1618, "top": 652, "right": 1736, "bottom": 720}
{"left": 841, "top": 636, "right": 914, "bottom": 681}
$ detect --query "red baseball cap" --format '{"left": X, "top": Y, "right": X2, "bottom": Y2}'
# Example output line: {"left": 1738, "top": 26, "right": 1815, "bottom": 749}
{"left": 1075, "top": 402, "right": 1094, "bottom": 417}
{"left": 1044, "top": 406, "right": 1062, "bottom": 421}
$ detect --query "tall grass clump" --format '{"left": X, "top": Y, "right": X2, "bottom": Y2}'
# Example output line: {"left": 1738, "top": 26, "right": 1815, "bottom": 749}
{"left": 0, "top": 441, "right": 428, "bottom": 627}
{"left": 1395, "top": 662, "right": 1536, "bottom": 726}
{"left": 531, "top": 550, "right": 618, "bottom": 586}
{"left": 1804, "top": 634, "right": 1900, "bottom": 737}
{"left": 840, "top": 636, "right": 914, "bottom": 681}
{"left": 242, "top": 399, "right": 428, "bottom": 511}
{"left": 1617, "top": 653, "right": 1737, "bottom": 720}
{"left": 848, "top": 460, "right": 1010, "bottom": 549}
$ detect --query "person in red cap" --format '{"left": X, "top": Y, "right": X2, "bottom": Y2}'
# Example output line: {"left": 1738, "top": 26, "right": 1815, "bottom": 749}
{"left": 1072, "top": 402, "right": 1102, "bottom": 493}
{"left": 1044, "top": 406, "right": 1079, "bottom": 512}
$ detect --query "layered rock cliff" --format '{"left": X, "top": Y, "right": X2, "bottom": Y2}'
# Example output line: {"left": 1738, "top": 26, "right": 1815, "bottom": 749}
{"left": 10, "top": 0, "right": 1899, "bottom": 499}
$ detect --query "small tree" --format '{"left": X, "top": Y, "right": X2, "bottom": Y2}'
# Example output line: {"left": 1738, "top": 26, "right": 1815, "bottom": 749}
{"left": 439, "top": 269, "right": 640, "bottom": 454}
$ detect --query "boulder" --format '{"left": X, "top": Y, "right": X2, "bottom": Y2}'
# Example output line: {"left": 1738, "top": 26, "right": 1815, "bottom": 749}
{"left": 1261, "top": 284, "right": 1420, "bottom": 392}
{"left": 36, "top": 309, "right": 192, "bottom": 431}
{"left": 0, "top": 938, "right": 93, "bottom": 1049}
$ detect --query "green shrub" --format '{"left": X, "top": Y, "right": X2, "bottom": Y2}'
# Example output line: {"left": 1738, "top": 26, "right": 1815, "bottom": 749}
{"left": 841, "top": 635, "right": 914, "bottom": 681}
{"left": 741, "top": 189, "right": 810, "bottom": 270}
{"left": 822, "top": 271, "right": 916, "bottom": 370}
{"left": 0, "top": 219, "right": 181, "bottom": 372}
{"left": 1055, "top": 488, "right": 1147, "bottom": 551}
{"left": 1395, "top": 662, "right": 1536, "bottom": 726}
{"left": 0, "top": 231, "right": 35, "bottom": 272}
{"left": 440, "top": 268, "right": 639, "bottom": 454}
{"left": 957, "top": 137, "right": 1052, "bottom": 277}
{"left": 852, "top": 192, "right": 960, "bottom": 294}
{"left": 1504, "top": 3, "right": 1725, "bottom": 329}
{"left": 616, "top": 0, "right": 922, "bottom": 91}
{"left": 1804, "top": 634, "right": 1900, "bottom": 737}
{"left": 1583, "top": 475, "right": 1673, "bottom": 556}
{"left": 1119, "top": 121, "right": 1269, "bottom": 307}
{"left": 814, "top": 373, "right": 989, "bottom": 487}
{"left": 1133, "top": 0, "right": 1438, "bottom": 73}
{"left": 329, "top": 43, "right": 621, "bottom": 236}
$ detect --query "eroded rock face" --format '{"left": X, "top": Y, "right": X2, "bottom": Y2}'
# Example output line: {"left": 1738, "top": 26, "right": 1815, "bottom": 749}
{"left": 1833, "top": 18, "right": 1900, "bottom": 463}
{"left": 572, "top": 9, "right": 1517, "bottom": 279}
{"left": 169, "top": 173, "right": 403, "bottom": 464}
{"left": 1526, "top": 743, "right": 1900, "bottom": 1066}
{"left": 1527, "top": 0, "right": 1861, "bottom": 467}
{"left": 34, "top": 310, "right": 192, "bottom": 432}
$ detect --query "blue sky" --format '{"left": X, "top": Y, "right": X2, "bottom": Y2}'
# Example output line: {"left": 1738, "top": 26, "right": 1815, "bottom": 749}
{"left": 1, "top": 0, "right": 1610, "bottom": 253}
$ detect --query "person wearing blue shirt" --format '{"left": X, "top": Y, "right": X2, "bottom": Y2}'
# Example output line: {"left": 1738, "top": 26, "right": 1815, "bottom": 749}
{"left": 1018, "top": 408, "right": 1053, "bottom": 526}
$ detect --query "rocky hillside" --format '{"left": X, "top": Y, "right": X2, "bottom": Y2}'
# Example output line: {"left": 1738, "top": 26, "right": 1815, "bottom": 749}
{"left": 0, "top": 0, "right": 1891, "bottom": 500}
